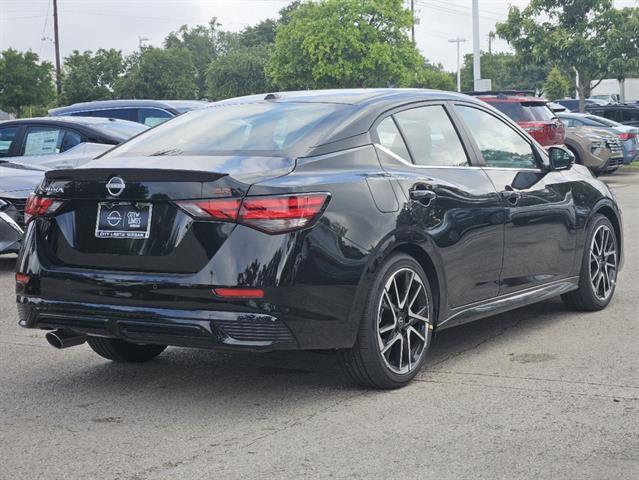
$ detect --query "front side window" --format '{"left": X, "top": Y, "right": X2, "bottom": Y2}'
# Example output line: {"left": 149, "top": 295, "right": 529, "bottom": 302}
{"left": 455, "top": 105, "right": 537, "bottom": 169}
{"left": 375, "top": 116, "right": 410, "bottom": 161}
{"left": 0, "top": 126, "right": 19, "bottom": 158}
{"left": 393, "top": 105, "right": 468, "bottom": 167}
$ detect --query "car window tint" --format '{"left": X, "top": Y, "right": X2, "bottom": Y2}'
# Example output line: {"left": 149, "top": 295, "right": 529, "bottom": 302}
{"left": 393, "top": 106, "right": 468, "bottom": 167}
{"left": 60, "top": 129, "right": 83, "bottom": 152}
{"left": 137, "top": 108, "right": 172, "bottom": 127}
{"left": 0, "top": 126, "right": 19, "bottom": 157}
{"left": 622, "top": 109, "right": 639, "bottom": 122}
{"left": 490, "top": 102, "right": 528, "bottom": 121}
{"left": 22, "top": 127, "right": 65, "bottom": 156}
{"left": 375, "top": 116, "right": 410, "bottom": 161}
{"left": 72, "top": 108, "right": 138, "bottom": 122}
{"left": 455, "top": 105, "right": 537, "bottom": 169}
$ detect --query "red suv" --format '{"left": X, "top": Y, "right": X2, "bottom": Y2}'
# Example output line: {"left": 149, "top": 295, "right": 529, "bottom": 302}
{"left": 475, "top": 95, "right": 565, "bottom": 147}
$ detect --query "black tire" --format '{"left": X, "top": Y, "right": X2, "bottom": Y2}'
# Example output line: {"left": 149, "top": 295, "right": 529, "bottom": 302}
{"left": 87, "top": 337, "right": 166, "bottom": 363}
{"left": 562, "top": 214, "right": 618, "bottom": 311}
{"left": 338, "top": 253, "right": 434, "bottom": 389}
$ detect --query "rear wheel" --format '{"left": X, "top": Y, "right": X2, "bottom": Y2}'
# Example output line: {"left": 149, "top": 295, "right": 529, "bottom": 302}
{"left": 562, "top": 214, "right": 618, "bottom": 311}
{"left": 339, "top": 253, "right": 434, "bottom": 389}
{"left": 87, "top": 337, "right": 166, "bottom": 363}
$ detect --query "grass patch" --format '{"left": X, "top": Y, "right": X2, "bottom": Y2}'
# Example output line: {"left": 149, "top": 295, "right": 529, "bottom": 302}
{"left": 625, "top": 160, "right": 639, "bottom": 168}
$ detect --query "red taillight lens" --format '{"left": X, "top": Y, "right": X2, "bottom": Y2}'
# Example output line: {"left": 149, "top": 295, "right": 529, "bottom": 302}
{"left": 177, "top": 198, "right": 242, "bottom": 221}
{"left": 15, "top": 273, "right": 30, "bottom": 285}
{"left": 24, "top": 194, "right": 63, "bottom": 223}
{"left": 618, "top": 132, "right": 635, "bottom": 141}
{"left": 177, "top": 193, "right": 330, "bottom": 234}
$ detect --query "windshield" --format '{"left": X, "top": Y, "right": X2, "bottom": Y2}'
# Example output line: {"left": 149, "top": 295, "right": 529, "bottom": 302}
{"left": 102, "top": 102, "right": 352, "bottom": 158}
{"left": 92, "top": 121, "right": 148, "bottom": 142}
{"left": 491, "top": 101, "right": 554, "bottom": 122}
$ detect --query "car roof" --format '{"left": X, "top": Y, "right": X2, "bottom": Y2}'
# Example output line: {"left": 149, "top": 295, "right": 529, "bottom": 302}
{"left": 473, "top": 95, "right": 548, "bottom": 103}
{"left": 0, "top": 116, "right": 141, "bottom": 128}
{"left": 210, "top": 88, "right": 479, "bottom": 107}
{"left": 49, "top": 99, "right": 209, "bottom": 115}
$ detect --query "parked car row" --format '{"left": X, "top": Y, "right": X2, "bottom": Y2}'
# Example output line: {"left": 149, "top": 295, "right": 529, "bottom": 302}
{"left": 467, "top": 92, "right": 637, "bottom": 174}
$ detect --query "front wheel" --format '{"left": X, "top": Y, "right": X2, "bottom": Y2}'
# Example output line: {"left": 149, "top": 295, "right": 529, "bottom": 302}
{"left": 562, "top": 214, "right": 618, "bottom": 311}
{"left": 87, "top": 337, "right": 166, "bottom": 363}
{"left": 339, "top": 253, "right": 434, "bottom": 389}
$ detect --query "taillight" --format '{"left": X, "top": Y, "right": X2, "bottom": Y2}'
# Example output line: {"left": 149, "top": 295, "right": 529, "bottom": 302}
{"left": 521, "top": 122, "right": 546, "bottom": 133}
{"left": 177, "top": 193, "right": 330, "bottom": 234}
{"left": 618, "top": 132, "right": 635, "bottom": 141}
{"left": 24, "top": 194, "right": 63, "bottom": 223}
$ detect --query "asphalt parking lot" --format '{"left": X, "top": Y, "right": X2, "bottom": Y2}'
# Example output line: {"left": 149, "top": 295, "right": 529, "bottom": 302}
{"left": 1, "top": 169, "right": 637, "bottom": 480}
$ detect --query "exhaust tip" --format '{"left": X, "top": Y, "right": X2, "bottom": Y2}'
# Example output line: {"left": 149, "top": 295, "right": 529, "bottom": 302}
{"left": 45, "top": 330, "right": 86, "bottom": 349}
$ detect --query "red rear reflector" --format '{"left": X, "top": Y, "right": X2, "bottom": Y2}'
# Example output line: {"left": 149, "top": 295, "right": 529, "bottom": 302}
{"left": 24, "top": 194, "right": 62, "bottom": 223}
{"left": 15, "top": 273, "right": 30, "bottom": 285}
{"left": 213, "top": 288, "right": 264, "bottom": 299}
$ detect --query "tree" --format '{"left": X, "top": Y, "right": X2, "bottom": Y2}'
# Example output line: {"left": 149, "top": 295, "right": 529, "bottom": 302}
{"left": 543, "top": 67, "right": 570, "bottom": 100}
{"left": 115, "top": 47, "right": 198, "bottom": 99}
{"left": 0, "top": 49, "right": 54, "bottom": 117}
{"left": 164, "top": 18, "right": 238, "bottom": 97}
{"left": 409, "top": 61, "right": 455, "bottom": 91}
{"left": 240, "top": 19, "right": 278, "bottom": 47}
{"left": 601, "top": 7, "right": 639, "bottom": 102}
{"left": 496, "top": 0, "right": 615, "bottom": 112}
{"left": 460, "top": 52, "right": 550, "bottom": 93}
{"left": 61, "top": 49, "right": 124, "bottom": 104}
{"left": 206, "top": 45, "right": 272, "bottom": 100}
{"left": 267, "top": 0, "right": 422, "bottom": 89}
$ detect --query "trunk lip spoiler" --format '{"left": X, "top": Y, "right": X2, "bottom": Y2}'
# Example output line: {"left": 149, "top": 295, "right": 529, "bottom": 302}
{"left": 45, "top": 168, "right": 229, "bottom": 182}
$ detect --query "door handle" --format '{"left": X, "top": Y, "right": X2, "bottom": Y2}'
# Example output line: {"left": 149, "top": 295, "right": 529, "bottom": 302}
{"left": 500, "top": 189, "right": 521, "bottom": 205}
{"left": 409, "top": 187, "right": 437, "bottom": 203}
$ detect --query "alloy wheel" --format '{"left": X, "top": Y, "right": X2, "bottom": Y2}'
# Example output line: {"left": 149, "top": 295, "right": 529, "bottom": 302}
{"left": 589, "top": 224, "right": 617, "bottom": 301}
{"left": 377, "top": 267, "right": 430, "bottom": 375}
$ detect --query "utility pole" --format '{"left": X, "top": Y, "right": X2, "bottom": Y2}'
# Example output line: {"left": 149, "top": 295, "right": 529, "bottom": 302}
{"left": 472, "top": 0, "right": 481, "bottom": 90}
{"left": 52, "top": 0, "right": 61, "bottom": 97}
{"left": 487, "top": 31, "right": 495, "bottom": 55}
{"left": 448, "top": 38, "right": 467, "bottom": 93}
{"left": 410, "top": 0, "right": 415, "bottom": 43}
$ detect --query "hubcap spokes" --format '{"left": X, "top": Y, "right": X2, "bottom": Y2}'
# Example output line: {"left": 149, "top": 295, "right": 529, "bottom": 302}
{"left": 377, "top": 268, "right": 430, "bottom": 375}
{"left": 589, "top": 225, "right": 617, "bottom": 301}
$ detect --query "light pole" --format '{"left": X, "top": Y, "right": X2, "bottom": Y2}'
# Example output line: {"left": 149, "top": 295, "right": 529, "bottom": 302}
{"left": 449, "top": 38, "right": 467, "bottom": 93}
{"left": 472, "top": 0, "right": 481, "bottom": 90}
{"left": 138, "top": 36, "right": 150, "bottom": 50}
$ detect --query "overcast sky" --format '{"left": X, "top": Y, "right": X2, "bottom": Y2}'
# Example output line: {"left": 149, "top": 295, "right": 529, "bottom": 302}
{"left": 1, "top": 0, "right": 637, "bottom": 73}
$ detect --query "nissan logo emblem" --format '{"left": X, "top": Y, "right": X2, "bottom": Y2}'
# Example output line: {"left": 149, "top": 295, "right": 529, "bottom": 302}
{"left": 106, "top": 176, "right": 125, "bottom": 197}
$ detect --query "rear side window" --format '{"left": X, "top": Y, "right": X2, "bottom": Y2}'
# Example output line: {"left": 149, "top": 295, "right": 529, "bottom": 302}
{"left": 137, "top": 108, "right": 172, "bottom": 126}
{"left": 375, "top": 117, "right": 410, "bottom": 161}
{"left": 0, "top": 126, "right": 19, "bottom": 157}
{"left": 72, "top": 108, "right": 138, "bottom": 122}
{"left": 103, "top": 102, "right": 353, "bottom": 158}
{"left": 393, "top": 106, "right": 468, "bottom": 167}
{"left": 455, "top": 105, "right": 537, "bottom": 169}
{"left": 22, "top": 127, "right": 65, "bottom": 155}
{"left": 621, "top": 109, "right": 639, "bottom": 122}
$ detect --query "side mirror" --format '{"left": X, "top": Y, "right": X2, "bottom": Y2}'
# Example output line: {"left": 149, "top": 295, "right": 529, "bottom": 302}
{"left": 548, "top": 146, "right": 574, "bottom": 171}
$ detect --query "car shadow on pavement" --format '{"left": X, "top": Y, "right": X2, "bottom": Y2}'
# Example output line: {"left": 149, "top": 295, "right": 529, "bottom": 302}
{"left": 11, "top": 297, "right": 577, "bottom": 416}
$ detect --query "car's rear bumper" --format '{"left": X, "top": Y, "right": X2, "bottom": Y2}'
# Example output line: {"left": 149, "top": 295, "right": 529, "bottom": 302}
{"left": 17, "top": 297, "right": 301, "bottom": 351}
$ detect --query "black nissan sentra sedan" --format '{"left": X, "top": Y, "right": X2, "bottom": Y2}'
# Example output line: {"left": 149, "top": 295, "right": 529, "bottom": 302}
{"left": 16, "top": 89, "right": 623, "bottom": 388}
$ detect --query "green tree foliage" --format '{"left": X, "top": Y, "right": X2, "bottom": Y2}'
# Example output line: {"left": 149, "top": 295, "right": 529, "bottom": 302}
{"left": 206, "top": 45, "right": 271, "bottom": 100}
{"left": 164, "top": 18, "right": 238, "bottom": 97}
{"left": 0, "top": 49, "right": 54, "bottom": 117}
{"left": 543, "top": 67, "right": 570, "bottom": 100}
{"left": 267, "top": 0, "right": 422, "bottom": 89}
{"left": 410, "top": 61, "right": 455, "bottom": 91}
{"left": 460, "top": 52, "right": 549, "bottom": 92}
{"left": 240, "top": 19, "right": 278, "bottom": 47}
{"left": 61, "top": 49, "right": 124, "bottom": 104}
{"left": 496, "top": 0, "right": 615, "bottom": 111}
{"left": 115, "top": 47, "right": 198, "bottom": 99}
{"left": 601, "top": 7, "right": 639, "bottom": 94}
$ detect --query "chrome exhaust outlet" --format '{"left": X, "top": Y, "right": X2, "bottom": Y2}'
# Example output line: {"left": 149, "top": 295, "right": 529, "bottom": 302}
{"left": 45, "top": 329, "right": 87, "bottom": 349}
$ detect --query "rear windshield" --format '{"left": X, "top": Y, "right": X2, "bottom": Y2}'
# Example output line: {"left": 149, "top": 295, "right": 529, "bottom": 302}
{"left": 102, "top": 102, "right": 352, "bottom": 158}
{"left": 92, "top": 121, "right": 148, "bottom": 142}
{"left": 491, "top": 101, "right": 555, "bottom": 122}
{"left": 585, "top": 115, "right": 619, "bottom": 127}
